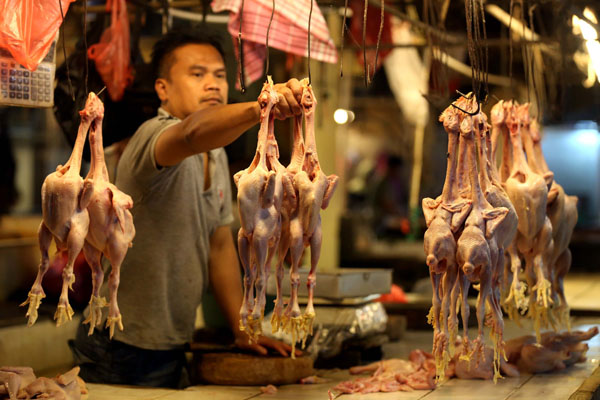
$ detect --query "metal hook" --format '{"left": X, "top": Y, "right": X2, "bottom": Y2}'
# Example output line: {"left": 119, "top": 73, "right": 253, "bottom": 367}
{"left": 97, "top": 86, "right": 107, "bottom": 96}
{"left": 450, "top": 90, "right": 480, "bottom": 116}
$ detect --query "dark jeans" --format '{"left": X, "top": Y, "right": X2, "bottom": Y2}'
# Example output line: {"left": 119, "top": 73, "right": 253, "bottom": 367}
{"left": 69, "top": 322, "right": 189, "bottom": 388}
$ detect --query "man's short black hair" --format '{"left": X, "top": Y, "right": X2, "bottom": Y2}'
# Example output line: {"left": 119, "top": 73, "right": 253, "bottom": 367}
{"left": 151, "top": 28, "right": 226, "bottom": 80}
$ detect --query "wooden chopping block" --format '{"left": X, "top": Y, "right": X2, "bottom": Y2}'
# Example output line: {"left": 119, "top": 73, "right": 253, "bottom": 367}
{"left": 195, "top": 352, "right": 314, "bottom": 386}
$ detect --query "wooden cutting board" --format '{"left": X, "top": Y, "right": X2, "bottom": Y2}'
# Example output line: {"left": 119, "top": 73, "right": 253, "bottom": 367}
{"left": 194, "top": 352, "right": 314, "bottom": 386}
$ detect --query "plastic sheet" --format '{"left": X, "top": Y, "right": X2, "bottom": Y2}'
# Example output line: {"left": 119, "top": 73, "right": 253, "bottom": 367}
{"left": 88, "top": 0, "right": 133, "bottom": 101}
{"left": 264, "top": 302, "right": 388, "bottom": 359}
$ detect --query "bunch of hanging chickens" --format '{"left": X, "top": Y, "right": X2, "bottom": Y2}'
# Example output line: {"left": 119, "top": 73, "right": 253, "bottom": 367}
{"left": 234, "top": 77, "right": 338, "bottom": 357}
{"left": 21, "top": 92, "right": 135, "bottom": 338}
{"left": 423, "top": 95, "right": 578, "bottom": 382}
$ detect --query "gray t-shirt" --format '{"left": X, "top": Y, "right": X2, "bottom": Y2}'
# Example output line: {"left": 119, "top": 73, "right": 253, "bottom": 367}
{"left": 101, "top": 107, "right": 234, "bottom": 350}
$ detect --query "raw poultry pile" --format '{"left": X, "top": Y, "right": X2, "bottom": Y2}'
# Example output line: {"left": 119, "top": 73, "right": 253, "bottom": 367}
{"left": 0, "top": 366, "right": 87, "bottom": 400}
{"left": 422, "top": 95, "right": 579, "bottom": 383}
{"left": 234, "top": 77, "right": 338, "bottom": 356}
{"left": 329, "top": 327, "right": 597, "bottom": 397}
{"left": 21, "top": 92, "right": 135, "bottom": 338}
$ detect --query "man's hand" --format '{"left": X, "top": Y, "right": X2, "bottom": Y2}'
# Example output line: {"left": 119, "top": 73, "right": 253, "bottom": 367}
{"left": 234, "top": 332, "right": 302, "bottom": 357}
{"left": 272, "top": 78, "right": 304, "bottom": 120}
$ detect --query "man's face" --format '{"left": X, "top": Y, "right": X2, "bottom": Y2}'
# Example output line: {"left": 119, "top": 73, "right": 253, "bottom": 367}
{"left": 156, "top": 43, "right": 228, "bottom": 120}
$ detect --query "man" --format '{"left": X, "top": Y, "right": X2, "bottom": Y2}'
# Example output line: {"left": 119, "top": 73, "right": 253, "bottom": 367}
{"left": 70, "top": 28, "right": 303, "bottom": 388}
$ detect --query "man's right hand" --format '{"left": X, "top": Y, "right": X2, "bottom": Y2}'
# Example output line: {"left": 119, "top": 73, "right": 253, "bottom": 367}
{"left": 272, "top": 78, "right": 304, "bottom": 120}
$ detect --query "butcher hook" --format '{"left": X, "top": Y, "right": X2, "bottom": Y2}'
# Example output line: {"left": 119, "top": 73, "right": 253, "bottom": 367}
{"left": 450, "top": 88, "right": 487, "bottom": 116}
{"left": 96, "top": 86, "right": 107, "bottom": 96}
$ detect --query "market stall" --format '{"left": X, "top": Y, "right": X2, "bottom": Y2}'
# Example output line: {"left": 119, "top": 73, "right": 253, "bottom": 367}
{"left": 1, "top": 0, "right": 600, "bottom": 399}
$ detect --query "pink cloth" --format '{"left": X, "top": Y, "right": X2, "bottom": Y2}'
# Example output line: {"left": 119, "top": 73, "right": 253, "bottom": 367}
{"left": 212, "top": 0, "right": 337, "bottom": 87}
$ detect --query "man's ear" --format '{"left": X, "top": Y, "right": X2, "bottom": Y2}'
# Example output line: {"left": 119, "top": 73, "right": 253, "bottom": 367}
{"left": 155, "top": 78, "right": 168, "bottom": 103}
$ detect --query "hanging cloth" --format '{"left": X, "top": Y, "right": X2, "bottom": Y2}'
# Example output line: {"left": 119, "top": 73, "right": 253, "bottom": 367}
{"left": 212, "top": 0, "right": 338, "bottom": 87}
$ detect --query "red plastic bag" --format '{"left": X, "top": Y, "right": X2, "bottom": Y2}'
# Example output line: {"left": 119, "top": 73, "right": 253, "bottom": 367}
{"left": 0, "top": 0, "right": 74, "bottom": 70}
{"left": 88, "top": 0, "right": 133, "bottom": 102}
{"left": 377, "top": 284, "right": 408, "bottom": 303}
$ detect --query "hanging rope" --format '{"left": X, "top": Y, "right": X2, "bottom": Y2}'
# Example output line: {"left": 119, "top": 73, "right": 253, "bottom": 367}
{"left": 362, "top": 0, "right": 369, "bottom": 87}
{"left": 477, "top": 0, "right": 489, "bottom": 102}
{"left": 339, "top": 0, "right": 349, "bottom": 78}
{"left": 265, "top": 0, "right": 275, "bottom": 76}
{"left": 83, "top": 0, "right": 88, "bottom": 95}
{"left": 529, "top": 4, "right": 541, "bottom": 118}
{"left": 521, "top": 0, "right": 531, "bottom": 103}
{"left": 424, "top": 0, "right": 450, "bottom": 101}
{"left": 509, "top": 0, "right": 515, "bottom": 92}
{"left": 308, "top": 0, "right": 314, "bottom": 85}
{"left": 238, "top": 0, "right": 246, "bottom": 93}
{"left": 457, "top": 0, "right": 488, "bottom": 113}
{"left": 58, "top": 0, "right": 74, "bottom": 101}
{"left": 373, "top": 0, "right": 384, "bottom": 79}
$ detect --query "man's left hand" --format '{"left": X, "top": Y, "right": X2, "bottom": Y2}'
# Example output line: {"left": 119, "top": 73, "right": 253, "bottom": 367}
{"left": 234, "top": 333, "right": 302, "bottom": 357}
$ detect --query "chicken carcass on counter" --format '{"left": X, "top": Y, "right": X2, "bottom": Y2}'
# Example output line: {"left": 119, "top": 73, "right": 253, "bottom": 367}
{"left": 235, "top": 77, "right": 338, "bottom": 356}
{"left": 329, "top": 327, "right": 598, "bottom": 397}
{"left": 21, "top": 92, "right": 135, "bottom": 337}
{"left": 0, "top": 366, "right": 87, "bottom": 400}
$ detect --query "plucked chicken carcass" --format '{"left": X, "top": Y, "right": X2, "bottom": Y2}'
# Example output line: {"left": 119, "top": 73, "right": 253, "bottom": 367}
{"left": 21, "top": 93, "right": 102, "bottom": 327}
{"left": 521, "top": 119, "right": 578, "bottom": 329}
{"left": 490, "top": 101, "right": 527, "bottom": 319}
{"left": 271, "top": 114, "right": 302, "bottom": 334}
{"left": 422, "top": 105, "right": 471, "bottom": 379}
{"left": 81, "top": 95, "right": 135, "bottom": 338}
{"left": 505, "top": 326, "right": 598, "bottom": 373}
{"left": 0, "top": 367, "right": 35, "bottom": 400}
{"left": 283, "top": 81, "right": 338, "bottom": 350}
{"left": 0, "top": 366, "right": 87, "bottom": 400}
{"left": 476, "top": 111, "right": 519, "bottom": 334}
{"left": 455, "top": 105, "right": 508, "bottom": 381}
{"left": 502, "top": 103, "right": 555, "bottom": 340}
{"left": 234, "top": 77, "right": 282, "bottom": 340}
